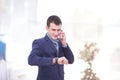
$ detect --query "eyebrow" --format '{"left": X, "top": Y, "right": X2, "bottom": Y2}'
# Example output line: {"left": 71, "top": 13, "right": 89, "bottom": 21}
{"left": 52, "top": 29, "right": 61, "bottom": 31}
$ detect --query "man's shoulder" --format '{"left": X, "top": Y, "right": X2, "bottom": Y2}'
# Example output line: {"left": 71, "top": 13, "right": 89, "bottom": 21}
{"left": 35, "top": 37, "right": 44, "bottom": 41}
{"left": 33, "top": 37, "right": 45, "bottom": 43}
{"left": 33, "top": 35, "right": 49, "bottom": 44}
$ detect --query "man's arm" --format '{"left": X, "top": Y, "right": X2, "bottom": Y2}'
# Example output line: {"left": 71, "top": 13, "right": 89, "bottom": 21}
{"left": 28, "top": 40, "right": 53, "bottom": 66}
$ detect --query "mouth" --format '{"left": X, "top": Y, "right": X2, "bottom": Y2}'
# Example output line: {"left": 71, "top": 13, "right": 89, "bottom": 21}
{"left": 53, "top": 36, "right": 58, "bottom": 40}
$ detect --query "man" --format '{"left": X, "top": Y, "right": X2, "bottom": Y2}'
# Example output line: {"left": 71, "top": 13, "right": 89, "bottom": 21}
{"left": 28, "top": 15, "right": 74, "bottom": 80}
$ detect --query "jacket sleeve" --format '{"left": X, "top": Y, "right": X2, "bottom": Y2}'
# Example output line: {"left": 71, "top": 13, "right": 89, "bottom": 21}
{"left": 62, "top": 45, "right": 74, "bottom": 64}
{"left": 28, "top": 40, "right": 53, "bottom": 66}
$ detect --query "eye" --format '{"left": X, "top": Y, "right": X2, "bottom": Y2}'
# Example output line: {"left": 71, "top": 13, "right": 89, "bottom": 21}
{"left": 52, "top": 29, "right": 56, "bottom": 31}
{"left": 57, "top": 29, "right": 61, "bottom": 31}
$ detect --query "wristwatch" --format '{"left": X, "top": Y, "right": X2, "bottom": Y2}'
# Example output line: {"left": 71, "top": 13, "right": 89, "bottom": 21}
{"left": 55, "top": 57, "right": 58, "bottom": 64}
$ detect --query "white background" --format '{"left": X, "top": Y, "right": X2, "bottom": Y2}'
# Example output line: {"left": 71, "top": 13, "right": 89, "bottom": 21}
{"left": 0, "top": 0, "right": 120, "bottom": 80}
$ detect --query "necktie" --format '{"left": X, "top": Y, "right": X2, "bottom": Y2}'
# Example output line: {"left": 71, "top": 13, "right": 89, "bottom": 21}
{"left": 54, "top": 42, "right": 59, "bottom": 57}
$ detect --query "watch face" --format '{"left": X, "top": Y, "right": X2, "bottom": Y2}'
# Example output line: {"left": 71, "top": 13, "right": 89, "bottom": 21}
{"left": 55, "top": 57, "right": 58, "bottom": 64}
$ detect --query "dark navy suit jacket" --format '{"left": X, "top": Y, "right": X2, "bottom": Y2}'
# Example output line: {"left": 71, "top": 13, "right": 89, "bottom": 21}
{"left": 28, "top": 34, "right": 74, "bottom": 80}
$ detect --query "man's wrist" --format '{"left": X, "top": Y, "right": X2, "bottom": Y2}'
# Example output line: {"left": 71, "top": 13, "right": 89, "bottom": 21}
{"left": 62, "top": 43, "right": 67, "bottom": 47}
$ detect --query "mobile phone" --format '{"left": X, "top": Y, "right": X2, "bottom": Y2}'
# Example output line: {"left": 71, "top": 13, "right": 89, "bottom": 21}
{"left": 58, "top": 31, "right": 63, "bottom": 39}
{"left": 59, "top": 33, "right": 63, "bottom": 39}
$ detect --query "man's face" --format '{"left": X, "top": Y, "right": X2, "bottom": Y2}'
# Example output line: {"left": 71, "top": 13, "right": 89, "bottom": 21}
{"left": 46, "top": 23, "right": 62, "bottom": 40}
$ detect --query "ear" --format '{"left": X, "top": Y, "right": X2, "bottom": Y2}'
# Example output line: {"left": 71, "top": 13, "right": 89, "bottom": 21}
{"left": 46, "top": 26, "right": 48, "bottom": 31}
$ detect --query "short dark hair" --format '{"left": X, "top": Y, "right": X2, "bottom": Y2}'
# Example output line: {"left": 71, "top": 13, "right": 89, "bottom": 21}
{"left": 47, "top": 15, "right": 62, "bottom": 27}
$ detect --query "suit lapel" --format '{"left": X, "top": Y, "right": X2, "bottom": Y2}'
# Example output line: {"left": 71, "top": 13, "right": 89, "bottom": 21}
{"left": 44, "top": 35, "right": 57, "bottom": 55}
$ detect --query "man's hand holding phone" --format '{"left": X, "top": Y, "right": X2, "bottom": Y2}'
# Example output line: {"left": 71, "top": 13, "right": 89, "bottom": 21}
{"left": 59, "top": 30, "right": 67, "bottom": 47}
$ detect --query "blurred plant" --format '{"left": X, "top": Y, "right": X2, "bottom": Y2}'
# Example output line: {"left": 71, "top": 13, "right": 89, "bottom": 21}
{"left": 79, "top": 42, "right": 100, "bottom": 80}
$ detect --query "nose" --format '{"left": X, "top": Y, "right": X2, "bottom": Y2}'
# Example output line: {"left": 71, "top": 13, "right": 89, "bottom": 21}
{"left": 55, "top": 30, "right": 59, "bottom": 35}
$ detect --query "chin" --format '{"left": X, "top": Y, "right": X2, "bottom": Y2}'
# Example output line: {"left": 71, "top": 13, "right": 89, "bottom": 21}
{"left": 53, "top": 37, "right": 57, "bottom": 40}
